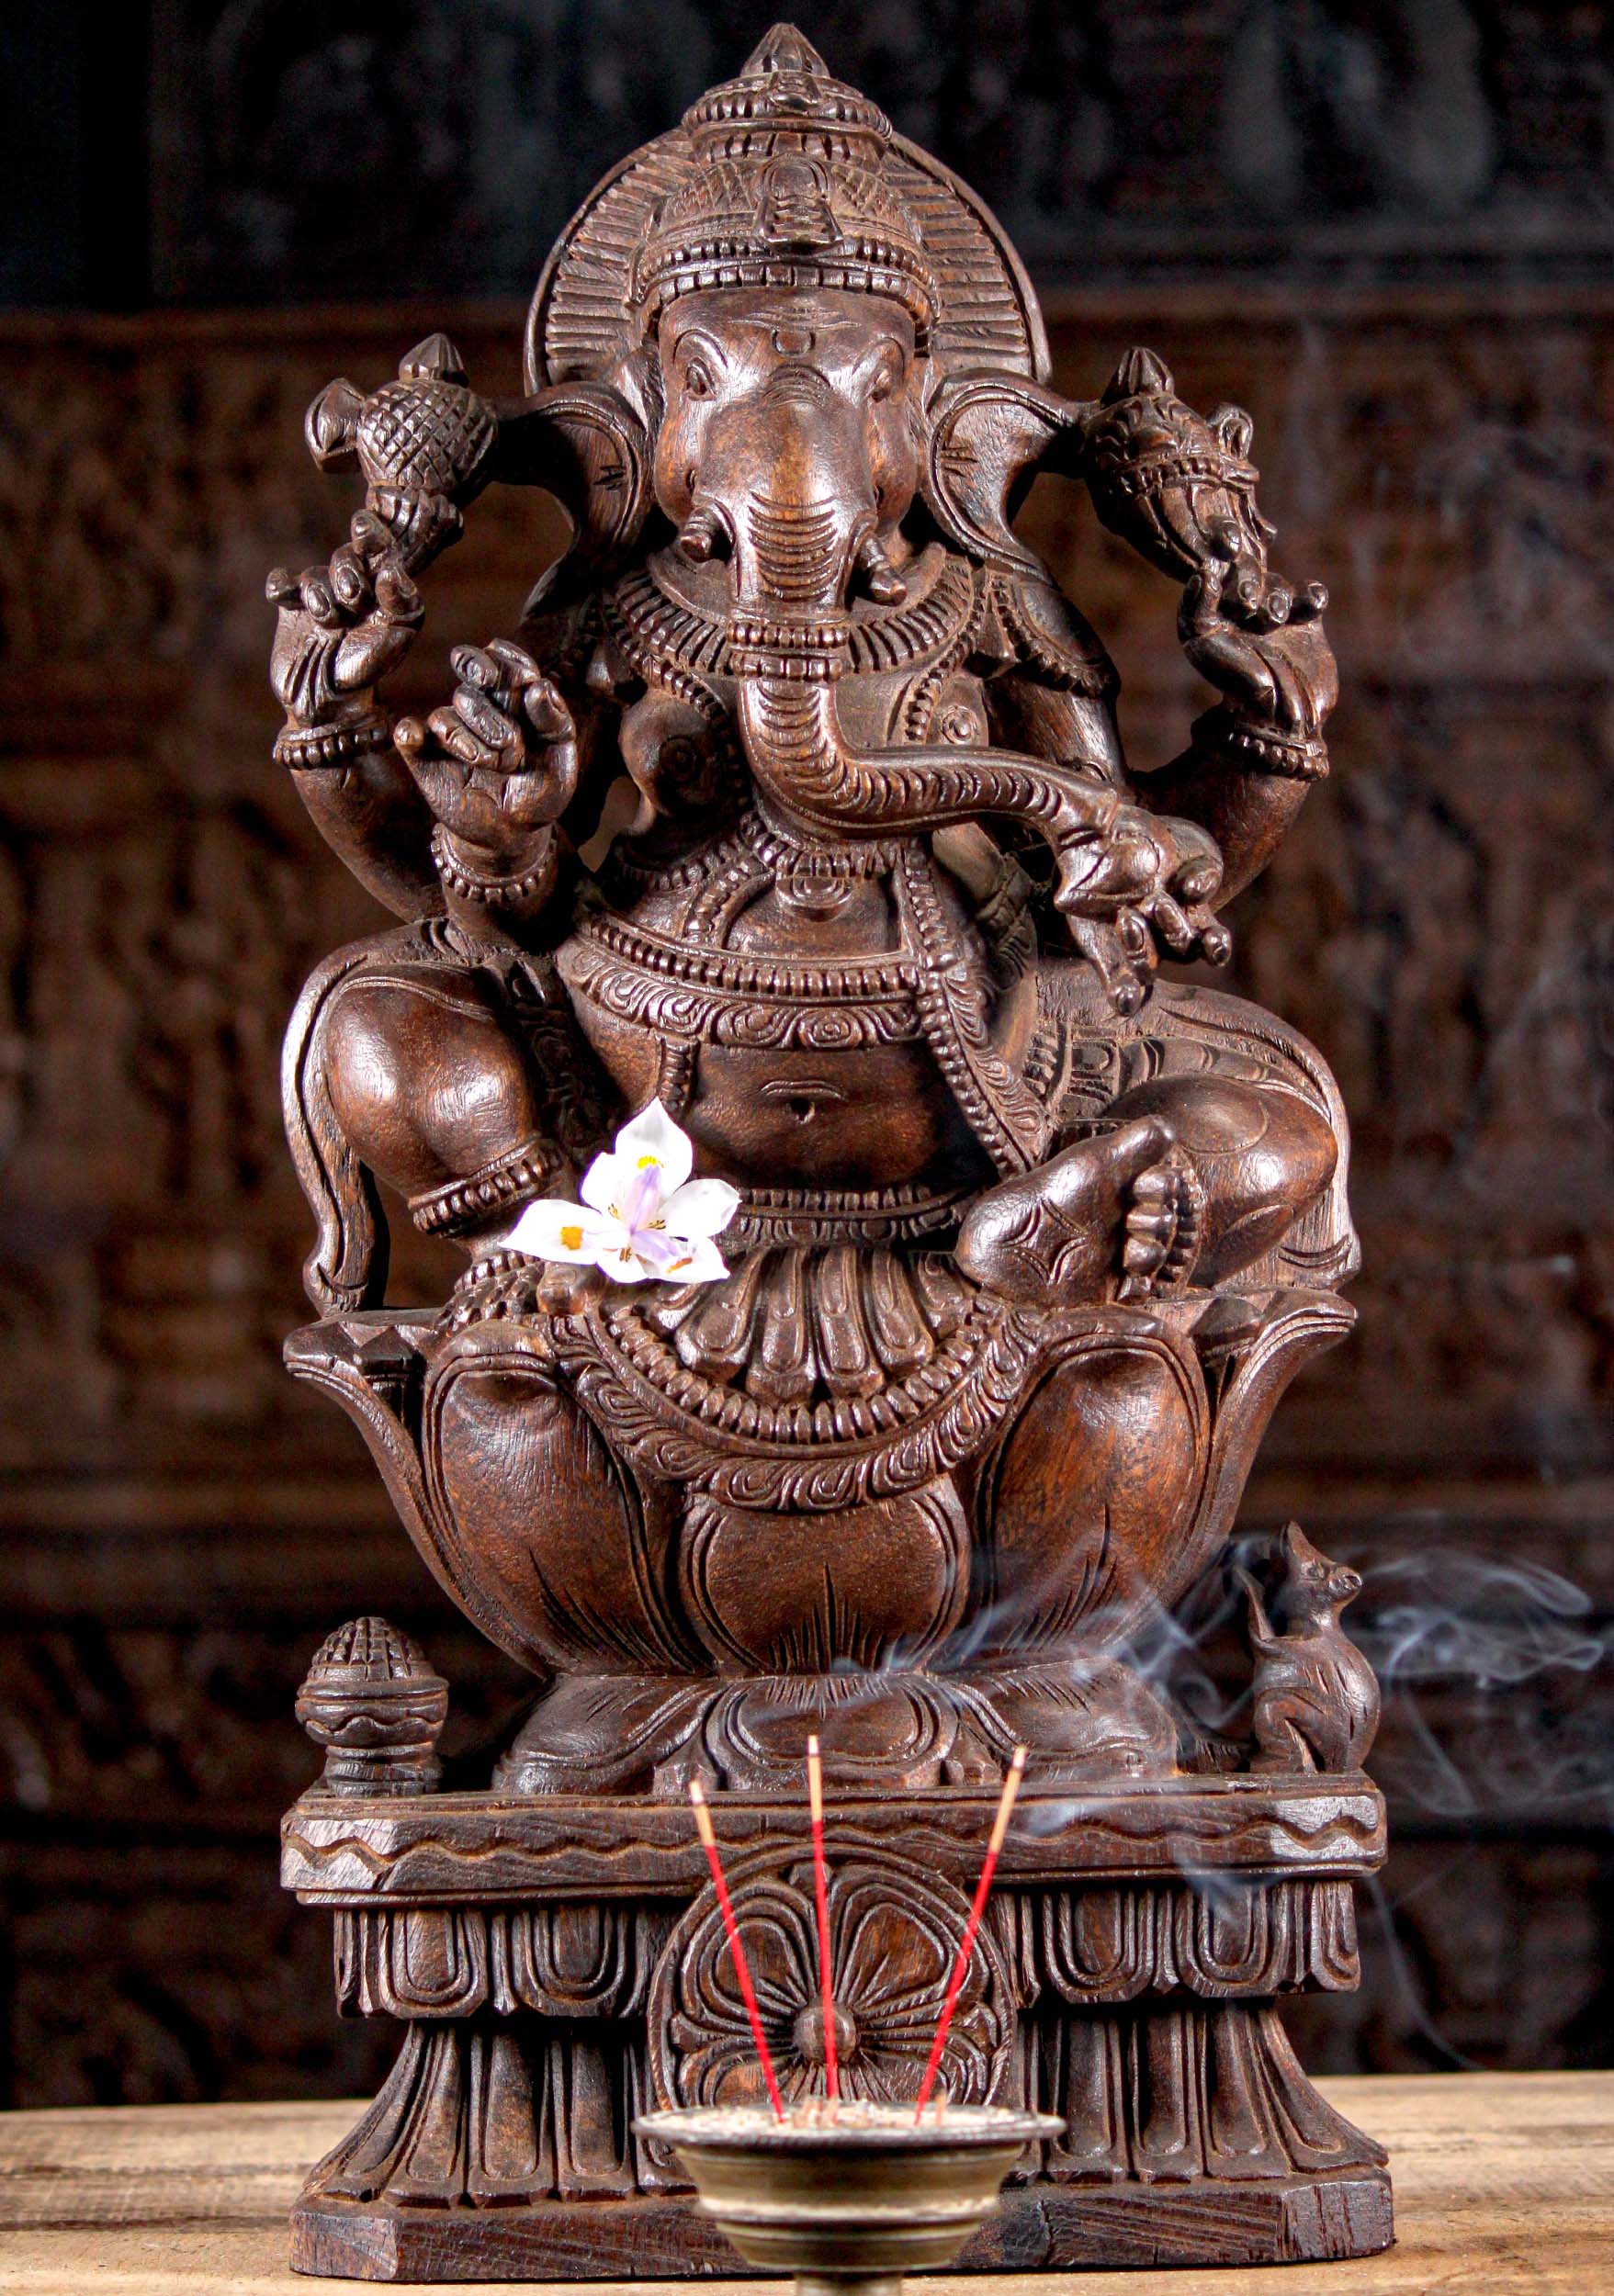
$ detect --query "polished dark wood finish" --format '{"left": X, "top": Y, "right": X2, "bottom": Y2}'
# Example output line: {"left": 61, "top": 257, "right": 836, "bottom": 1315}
{"left": 291, "top": 2173, "right": 1395, "bottom": 2283}
{"left": 279, "top": 1773, "right": 1386, "bottom": 1900}
{"left": 252, "top": 22, "right": 1405, "bottom": 2278}
{"left": 13, "top": 1, "right": 1614, "bottom": 2093}
{"left": 263, "top": 26, "right": 1394, "bottom": 2274}
{"left": 12, "top": 296, "right": 1610, "bottom": 2130}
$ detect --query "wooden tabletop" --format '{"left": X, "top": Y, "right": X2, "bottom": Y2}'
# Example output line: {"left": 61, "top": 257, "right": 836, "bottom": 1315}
{"left": 0, "top": 2072, "right": 1608, "bottom": 2293}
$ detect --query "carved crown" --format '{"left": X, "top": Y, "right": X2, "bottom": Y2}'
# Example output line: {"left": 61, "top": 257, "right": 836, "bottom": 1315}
{"left": 525, "top": 24, "right": 1048, "bottom": 394}
{"left": 630, "top": 27, "right": 938, "bottom": 343}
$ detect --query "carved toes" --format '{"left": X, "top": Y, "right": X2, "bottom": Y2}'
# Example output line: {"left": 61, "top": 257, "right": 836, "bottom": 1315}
{"left": 1116, "top": 1148, "right": 1205, "bottom": 1300}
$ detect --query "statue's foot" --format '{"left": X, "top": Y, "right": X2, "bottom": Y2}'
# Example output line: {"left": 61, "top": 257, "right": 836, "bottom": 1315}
{"left": 492, "top": 1660, "right": 1179, "bottom": 1796}
{"left": 495, "top": 1672, "right": 714, "bottom": 1795}
{"left": 954, "top": 1116, "right": 1202, "bottom": 1304}
{"left": 699, "top": 1673, "right": 958, "bottom": 1794}
{"left": 949, "top": 1654, "right": 1181, "bottom": 1784}
{"left": 495, "top": 1670, "right": 961, "bottom": 1796}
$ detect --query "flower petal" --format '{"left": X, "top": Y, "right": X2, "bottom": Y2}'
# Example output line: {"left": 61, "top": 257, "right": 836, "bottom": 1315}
{"left": 613, "top": 1097, "right": 693, "bottom": 1195}
{"left": 502, "top": 1198, "right": 618, "bottom": 1262}
{"left": 660, "top": 1176, "right": 741, "bottom": 1240}
{"left": 602, "top": 1239, "right": 656, "bottom": 1283}
{"left": 626, "top": 1222, "right": 688, "bottom": 1275}
{"left": 579, "top": 1147, "right": 632, "bottom": 1217}
{"left": 618, "top": 1163, "right": 664, "bottom": 1234}
{"left": 650, "top": 1233, "right": 729, "bottom": 1286}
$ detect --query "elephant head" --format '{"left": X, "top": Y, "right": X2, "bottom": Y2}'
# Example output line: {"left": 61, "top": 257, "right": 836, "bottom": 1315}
{"left": 653, "top": 282, "right": 920, "bottom": 619}
{"left": 641, "top": 278, "right": 1223, "bottom": 1007}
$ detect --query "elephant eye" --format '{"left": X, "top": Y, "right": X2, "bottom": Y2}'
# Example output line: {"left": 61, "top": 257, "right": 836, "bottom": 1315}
{"left": 683, "top": 359, "right": 715, "bottom": 400}
{"left": 868, "top": 349, "right": 905, "bottom": 403}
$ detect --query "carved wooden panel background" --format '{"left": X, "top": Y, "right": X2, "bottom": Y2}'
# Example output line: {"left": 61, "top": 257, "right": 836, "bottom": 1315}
{"left": 3, "top": 0, "right": 1612, "bottom": 2105}
{"left": 139, "top": 2, "right": 1614, "bottom": 303}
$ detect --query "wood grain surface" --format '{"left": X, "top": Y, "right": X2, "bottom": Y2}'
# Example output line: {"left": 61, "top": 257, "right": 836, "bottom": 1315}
{"left": 0, "top": 2071, "right": 1606, "bottom": 2293}
{"left": 279, "top": 1775, "right": 1387, "bottom": 1903}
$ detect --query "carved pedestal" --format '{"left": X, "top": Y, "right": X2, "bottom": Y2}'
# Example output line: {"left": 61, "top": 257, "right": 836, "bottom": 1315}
{"left": 282, "top": 1769, "right": 1389, "bottom": 2279}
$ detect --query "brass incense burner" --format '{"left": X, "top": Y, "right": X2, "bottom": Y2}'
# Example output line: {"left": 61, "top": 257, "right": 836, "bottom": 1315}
{"left": 639, "top": 2104, "right": 1063, "bottom": 2296}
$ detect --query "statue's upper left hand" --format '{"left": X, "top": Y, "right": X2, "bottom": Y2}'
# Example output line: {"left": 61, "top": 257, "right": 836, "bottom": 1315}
{"left": 267, "top": 510, "right": 423, "bottom": 732}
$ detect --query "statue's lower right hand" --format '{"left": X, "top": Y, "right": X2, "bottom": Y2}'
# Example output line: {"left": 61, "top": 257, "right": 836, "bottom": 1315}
{"left": 394, "top": 641, "right": 579, "bottom": 874}
{"left": 1054, "top": 797, "right": 1230, "bottom": 1014}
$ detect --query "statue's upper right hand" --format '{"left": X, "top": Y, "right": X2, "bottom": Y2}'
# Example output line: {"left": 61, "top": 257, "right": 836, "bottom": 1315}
{"left": 1178, "top": 559, "right": 1337, "bottom": 738}
{"left": 267, "top": 511, "right": 423, "bottom": 727}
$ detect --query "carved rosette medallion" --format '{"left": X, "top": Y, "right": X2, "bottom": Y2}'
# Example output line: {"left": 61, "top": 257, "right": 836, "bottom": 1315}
{"left": 649, "top": 1847, "right": 1012, "bottom": 2110}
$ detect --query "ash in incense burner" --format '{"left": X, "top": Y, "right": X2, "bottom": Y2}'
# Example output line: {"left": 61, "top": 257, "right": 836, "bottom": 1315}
{"left": 638, "top": 2101, "right": 1063, "bottom": 2296}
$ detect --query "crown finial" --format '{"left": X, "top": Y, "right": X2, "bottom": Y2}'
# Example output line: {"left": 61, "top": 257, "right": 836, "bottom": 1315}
{"left": 296, "top": 1616, "right": 449, "bottom": 1797}
{"left": 741, "top": 24, "right": 830, "bottom": 78}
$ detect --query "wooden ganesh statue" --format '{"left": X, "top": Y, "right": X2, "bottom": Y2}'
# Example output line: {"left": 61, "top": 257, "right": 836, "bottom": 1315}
{"left": 273, "top": 28, "right": 1391, "bottom": 2279}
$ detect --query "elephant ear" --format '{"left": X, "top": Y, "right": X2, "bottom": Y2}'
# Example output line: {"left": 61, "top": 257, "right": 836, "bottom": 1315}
{"left": 920, "top": 372, "right": 1089, "bottom": 577}
{"left": 490, "top": 379, "right": 652, "bottom": 614}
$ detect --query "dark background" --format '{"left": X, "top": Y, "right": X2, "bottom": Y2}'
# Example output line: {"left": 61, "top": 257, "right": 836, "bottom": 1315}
{"left": 2, "top": 0, "right": 1611, "bottom": 2107}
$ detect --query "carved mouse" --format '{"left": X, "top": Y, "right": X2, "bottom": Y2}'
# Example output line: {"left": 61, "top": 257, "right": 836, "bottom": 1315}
{"left": 1236, "top": 1522, "right": 1380, "bottom": 1774}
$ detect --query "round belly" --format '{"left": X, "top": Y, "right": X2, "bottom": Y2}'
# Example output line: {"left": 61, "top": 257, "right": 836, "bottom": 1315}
{"left": 683, "top": 1040, "right": 978, "bottom": 1191}
{"left": 558, "top": 917, "right": 987, "bottom": 1196}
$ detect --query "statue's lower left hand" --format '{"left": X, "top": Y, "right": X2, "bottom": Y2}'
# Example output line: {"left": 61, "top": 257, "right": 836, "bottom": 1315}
{"left": 1054, "top": 793, "right": 1231, "bottom": 1014}
{"left": 394, "top": 641, "right": 579, "bottom": 872}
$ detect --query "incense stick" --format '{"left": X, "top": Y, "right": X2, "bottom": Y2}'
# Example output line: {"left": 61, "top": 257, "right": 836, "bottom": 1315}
{"left": 689, "top": 1779, "right": 785, "bottom": 2121}
{"left": 912, "top": 1747, "right": 1026, "bottom": 2118}
{"left": 805, "top": 1734, "right": 839, "bottom": 2099}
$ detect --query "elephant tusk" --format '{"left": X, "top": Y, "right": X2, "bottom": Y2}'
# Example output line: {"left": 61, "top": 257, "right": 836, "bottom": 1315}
{"left": 852, "top": 531, "right": 908, "bottom": 604}
{"left": 678, "top": 505, "right": 731, "bottom": 565}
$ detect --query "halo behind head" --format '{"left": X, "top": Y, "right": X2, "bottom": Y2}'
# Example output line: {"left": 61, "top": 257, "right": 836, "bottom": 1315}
{"left": 525, "top": 24, "right": 1049, "bottom": 396}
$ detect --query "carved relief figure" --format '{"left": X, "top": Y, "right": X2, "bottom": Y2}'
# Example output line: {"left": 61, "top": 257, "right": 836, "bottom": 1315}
{"left": 269, "top": 26, "right": 1353, "bottom": 1798}
{"left": 1238, "top": 1522, "right": 1381, "bottom": 1773}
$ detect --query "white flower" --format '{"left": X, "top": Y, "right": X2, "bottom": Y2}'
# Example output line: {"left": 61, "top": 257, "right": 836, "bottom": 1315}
{"left": 502, "top": 1100, "right": 740, "bottom": 1286}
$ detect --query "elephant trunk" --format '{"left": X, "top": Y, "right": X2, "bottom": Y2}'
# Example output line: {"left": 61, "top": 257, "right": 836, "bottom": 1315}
{"left": 731, "top": 636, "right": 1125, "bottom": 859}
{"left": 693, "top": 370, "right": 879, "bottom": 615}
{"left": 694, "top": 375, "right": 1154, "bottom": 871}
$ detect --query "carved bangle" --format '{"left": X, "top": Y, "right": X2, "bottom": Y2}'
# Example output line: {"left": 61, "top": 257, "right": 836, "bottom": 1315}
{"left": 972, "top": 856, "right": 1034, "bottom": 944}
{"left": 274, "top": 714, "right": 394, "bottom": 770}
{"left": 431, "top": 824, "right": 557, "bottom": 909}
{"left": 410, "top": 1134, "right": 565, "bottom": 1237}
{"left": 1198, "top": 709, "right": 1329, "bottom": 781}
